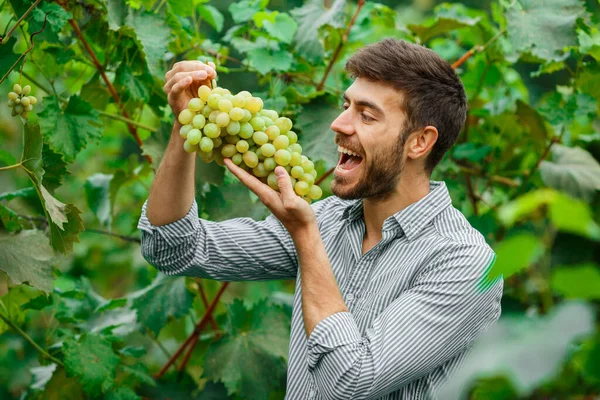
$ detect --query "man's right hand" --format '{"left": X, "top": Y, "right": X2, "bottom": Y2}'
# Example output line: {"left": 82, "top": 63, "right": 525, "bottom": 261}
{"left": 163, "top": 60, "right": 217, "bottom": 118}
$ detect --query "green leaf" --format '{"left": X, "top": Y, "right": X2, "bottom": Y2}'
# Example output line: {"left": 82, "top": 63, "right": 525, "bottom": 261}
{"left": 290, "top": 0, "right": 346, "bottom": 61}
{"left": 229, "top": 0, "right": 268, "bottom": 24}
{"left": 540, "top": 145, "right": 600, "bottom": 203}
{"left": 114, "top": 62, "right": 150, "bottom": 102}
{"left": 486, "top": 233, "right": 544, "bottom": 281}
{"left": 578, "top": 27, "right": 600, "bottom": 61}
{"left": 515, "top": 100, "right": 550, "bottom": 146}
{"left": 62, "top": 333, "right": 120, "bottom": 395}
{"left": 0, "top": 149, "right": 17, "bottom": 167}
{"left": 551, "top": 264, "right": 600, "bottom": 299}
{"left": 21, "top": 294, "right": 53, "bottom": 311}
{"left": 104, "top": 387, "right": 141, "bottom": 400}
{"left": 246, "top": 48, "right": 293, "bottom": 75}
{"left": 548, "top": 194, "right": 600, "bottom": 240}
{"left": 120, "top": 363, "right": 156, "bottom": 387}
{"left": 203, "top": 299, "right": 290, "bottom": 398}
{"left": 295, "top": 95, "right": 340, "bottom": 168}
{"left": 263, "top": 13, "right": 298, "bottom": 44}
{"left": 130, "top": 274, "right": 193, "bottom": 336}
{"left": 29, "top": 363, "right": 57, "bottom": 391}
{"left": 505, "top": 0, "right": 587, "bottom": 61}
{"left": 0, "top": 37, "right": 20, "bottom": 80}
{"left": 0, "top": 284, "right": 41, "bottom": 335}
{"left": 127, "top": 12, "right": 170, "bottom": 77}
{"left": 407, "top": 3, "right": 481, "bottom": 43}
{"left": 21, "top": 123, "right": 44, "bottom": 185}
{"left": 107, "top": 0, "right": 129, "bottom": 30}
{"left": 32, "top": 3, "right": 71, "bottom": 34}
{"left": 0, "top": 204, "right": 22, "bottom": 232}
{"left": 0, "top": 230, "right": 54, "bottom": 292}
{"left": 48, "top": 203, "right": 84, "bottom": 254}
{"left": 0, "top": 187, "right": 37, "bottom": 202}
{"left": 452, "top": 143, "right": 493, "bottom": 162}
{"left": 38, "top": 96, "right": 103, "bottom": 163}
{"left": 167, "top": 0, "right": 194, "bottom": 17}
{"left": 197, "top": 5, "right": 224, "bottom": 33}
{"left": 119, "top": 346, "right": 146, "bottom": 357}
{"left": 42, "top": 144, "right": 69, "bottom": 193}
{"left": 85, "top": 173, "right": 113, "bottom": 228}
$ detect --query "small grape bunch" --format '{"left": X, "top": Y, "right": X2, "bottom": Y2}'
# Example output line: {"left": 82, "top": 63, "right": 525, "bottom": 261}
{"left": 8, "top": 84, "right": 37, "bottom": 118}
{"left": 178, "top": 85, "right": 323, "bottom": 202}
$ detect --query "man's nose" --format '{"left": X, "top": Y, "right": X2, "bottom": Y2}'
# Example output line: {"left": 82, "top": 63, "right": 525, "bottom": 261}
{"left": 330, "top": 109, "right": 354, "bottom": 136}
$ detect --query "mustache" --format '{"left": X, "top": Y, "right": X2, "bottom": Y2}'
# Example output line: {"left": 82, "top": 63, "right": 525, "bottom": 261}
{"left": 334, "top": 136, "right": 364, "bottom": 156}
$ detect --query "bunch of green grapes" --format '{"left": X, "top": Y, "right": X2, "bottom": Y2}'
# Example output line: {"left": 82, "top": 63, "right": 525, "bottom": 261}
{"left": 178, "top": 85, "right": 323, "bottom": 202}
{"left": 7, "top": 84, "right": 37, "bottom": 118}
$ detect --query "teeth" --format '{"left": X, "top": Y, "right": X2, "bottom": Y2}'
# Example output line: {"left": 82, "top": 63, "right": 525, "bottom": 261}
{"left": 337, "top": 145, "right": 361, "bottom": 158}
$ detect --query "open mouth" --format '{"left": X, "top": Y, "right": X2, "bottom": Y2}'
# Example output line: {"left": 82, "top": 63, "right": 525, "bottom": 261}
{"left": 336, "top": 145, "right": 363, "bottom": 172}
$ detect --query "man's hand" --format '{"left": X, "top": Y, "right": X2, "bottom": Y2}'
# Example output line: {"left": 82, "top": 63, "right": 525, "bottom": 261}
{"left": 224, "top": 159, "right": 316, "bottom": 237}
{"left": 163, "top": 60, "right": 217, "bottom": 118}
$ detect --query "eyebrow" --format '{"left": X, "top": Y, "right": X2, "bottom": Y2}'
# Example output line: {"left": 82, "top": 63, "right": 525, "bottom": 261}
{"left": 343, "top": 92, "right": 385, "bottom": 117}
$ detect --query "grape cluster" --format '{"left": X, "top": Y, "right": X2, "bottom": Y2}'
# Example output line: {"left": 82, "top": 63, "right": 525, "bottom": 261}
{"left": 8, "top": 84, "right": 37, "bottom": 118}
{"left": 178, "top": 85, "right": 323, "bottom": 202}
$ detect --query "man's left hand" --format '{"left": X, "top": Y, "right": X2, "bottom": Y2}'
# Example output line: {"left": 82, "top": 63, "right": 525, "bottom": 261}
{"left": 224, "top": 158, "right": 316, "bottom": 237}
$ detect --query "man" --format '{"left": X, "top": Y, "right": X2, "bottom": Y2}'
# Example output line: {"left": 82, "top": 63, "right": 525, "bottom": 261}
{"left": 138, "top": 38, "right": 503, "bottom": 399}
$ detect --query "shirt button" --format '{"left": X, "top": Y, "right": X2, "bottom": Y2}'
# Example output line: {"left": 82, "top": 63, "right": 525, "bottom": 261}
{"left": 346, "top": 293, "right": 354, "bottom": 301}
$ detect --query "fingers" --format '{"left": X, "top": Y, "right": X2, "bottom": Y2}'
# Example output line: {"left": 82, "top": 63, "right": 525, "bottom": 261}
{"left": 163, "top": 70, "right": 208, "bottom": 95}
{"left": 224, "top": 159, "right": 279, "bottom": 209}
{"left": 167, "top": 75, "right": 193, "bottom": 104}
{"left": 165, "top": 60, "right": 216, "bottom": 83}
{"left": 275, "top": 167, "right": 295, "bottom": 199}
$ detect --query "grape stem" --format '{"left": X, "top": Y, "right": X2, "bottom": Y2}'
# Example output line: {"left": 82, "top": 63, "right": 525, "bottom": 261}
{"left": 0, "top": 163, "right": 22, "bottom": 172}
{"left": 0, "top": 0, "right": 42, "bottom": 45}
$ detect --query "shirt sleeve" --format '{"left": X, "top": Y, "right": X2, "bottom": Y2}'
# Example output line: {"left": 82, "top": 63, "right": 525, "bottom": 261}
{"left": 137, "top": 199, "right": 299, "bottom": 281}
{"left": 305, "top": 244, "right": 503, "bottom": 400}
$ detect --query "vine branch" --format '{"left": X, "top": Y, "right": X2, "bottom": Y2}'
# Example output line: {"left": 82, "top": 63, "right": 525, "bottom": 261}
{"left": 0, "top": 0, "right": 42, "bottom": 45}
{"left": 451, "top": 29, "right": 506, "bottom": 69}
{"left": 317, "top": 0, "right": 366, "bottom": 91}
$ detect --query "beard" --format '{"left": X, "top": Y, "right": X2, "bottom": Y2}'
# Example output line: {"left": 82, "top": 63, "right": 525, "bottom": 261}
{"left": 331, "top": 131, "right": 407, "bottom": 201}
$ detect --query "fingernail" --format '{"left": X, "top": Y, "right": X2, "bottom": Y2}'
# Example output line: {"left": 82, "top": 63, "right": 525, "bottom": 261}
{"left": 275, "top": 167, "right": 284, "bottom": 177}
{"left": 196, "top": 71, "right": 206, "bottom": 78}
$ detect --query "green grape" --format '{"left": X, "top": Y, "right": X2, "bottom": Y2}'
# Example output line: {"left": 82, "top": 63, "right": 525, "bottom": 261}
{"left": 245, "top": 97, "right": 263, "bottom": 113}
{"left": 290, "top": 176, "right": 297, "bottom": 187}
{"left": 291, "top": 166, "right": 304, "bottom": 179}
{"left": 275, "top": 117, "right": 293, "bottom": 133}
{"left": 218, "top": 99, "right": 233, "bottom": 112}
{"left": 207, "top": 93, "right": 222, "bottom": 109}
{"left": 25, "top": 104, "right": 33, "bottom": 112}
{"left": 200, "top": 136, "right": 214, "bottom": 152}
{"left": 212, "top": 137, "right": 223, "bottom": 147}
{"left": 308, "top": 185, "right": 323, "bottom": 200}
{"left": 225, "top": 121, "right": 239, "bottom": 135}
{"left": 290, "top": 152, "right": 302, "bottom": 167}
{"left": 220, "top": 128, "right": 228, "bottom": 137}
{"left": 274, "top": 149, "right": 292, "bottom": 166}
{"left": 239, "top": 122, "right": 254, "bottom": 139}
{"left": 200, "top": 149, "right": 215, "bottom": 163}
{"left": 252, "top": 131, "right": 269, "bottom": 145}
{"left": 302, "top": 158, "right": 314, "bottom": 172}
{"left": 187, "top": 129, "right": 202, "bottom": 145}
{"left": 192, "top": 114, "right": 206, "bottom": 129}
{"left": 20, "top": 96, "right": 31, "bottom": 107}
{"left": 14, "top": 104, "right": 23, "bottom": 114}
{"left": 284, "top": 164, "right": 292, "bottom": 173}
{"left": 250, "top": 117, "right": 265, "bottom": 131}
{"left": 294, "top": 181, "right": 310, "bottom": 196}
{"left": 246, "top": 139, "right": 255, "bottom": 148}
{"left": 238, "top": 90, "right": 252, "bottom": 98}
{"left": 261, "top": 109, "right": 279, "bottom": 121}
{"left": 225, "top": 134, "right": 240, "bottom": 144}
{"left": 232, "top": 153, "right": 243, "bottom": 165}
{"left": 212, "top": 87, "right": 226, "bottom": 95}
{"left": 267, "top": 172, "right": 279, "bottom": 190}
{"left": 289, "top": 143, "right": 303, "bottom": 154}
{"left": 204, "top": 123, "right": 220, "bottom": 138}
{"left": 252, "top": 163, "right": 269, "bottom": 178}
{"left": 264, "top": 157, "right": 276, "bottom": 171}
{"left": 222, "top": 93, "right": 234, "bottom": 101}
{"left": 13, "top": 84, "right": 22, "bottom": 94}
{"left": 216, "top": 112, "right": 230, "bottom": 127}
{"left": 15, "top": 97, "right": 21, "bottom": 104}
{"left": 198, "top": 85, "right": 212, "bottom": 101}
{"left": 302, "top": 173, "right": 315, "bottom": 186}
{"left": 215, "top": 153, "right": 225, "bottom": 166}
{"left": 241, "top": 109, "right": 252, "bottom": 122}
{"left": 229, "top": 107, "right": 244, "bottom": 121}
{"left": 286, "top": 131, "right": 298, "bottom": 144}
{"left": 183, "top": 140, "right": 198, "bottom": 153}
{"left": 256, "top": 147, "right": 265, "bottom": 160}
{"left": 201, "top": 105, "right": 213, "bottom": 118}
{"left": 8, "top": 92, "right": 18, "bottom": 100}
{"left": 273, "top": 134, "right": 289, "bottom": 150}
{"left": 260, "top": 143, "right": 276, "bottom": 157}
{"left": 310, "top": 169, "right": 317, "bottom": 178}
{"left": 209, "top": 110, "right": 220, "bottom": 123}
{"left": 232, "top": 95, "right": 246, "bottom": 108}
{"left": 180, "top": 124, "right": 192, "bottom": 139}
{"left": 221, "top": 144, "right": 237, "bottom": 158}
{"left": 263, "top": 117, "right": 274, "bottom": 127}
{"left": 178, "top": 109, "right": 194, "bottom": 125}
{"left": 243, "top": 151, "right": 259, "bottom": 168}
{"left": 28, "top": 96, "right": 37, "bottom": 105}
{"left": 236, "top": 140, "right": 249, "bottom": 153}
{"left": 265, "top": 125, "right": 280, "bottom": 141}
{"left": 7, "top": 99, "right": 14, "bottom": 107}
{"left": 188, "top": 98, "right": 204, "bottom": 111}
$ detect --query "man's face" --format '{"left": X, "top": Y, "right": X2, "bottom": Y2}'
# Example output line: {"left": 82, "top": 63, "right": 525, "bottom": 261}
{"left": 330, "top": 78, "right": 409, "bottom": 200}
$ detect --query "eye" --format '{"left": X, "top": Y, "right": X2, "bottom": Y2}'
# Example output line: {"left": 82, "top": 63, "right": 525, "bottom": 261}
{"left": 361, "top": 113, "right": 374, "bottom": 122}
{"left": 342, "top": 102, "right": 349, "bottom": 110}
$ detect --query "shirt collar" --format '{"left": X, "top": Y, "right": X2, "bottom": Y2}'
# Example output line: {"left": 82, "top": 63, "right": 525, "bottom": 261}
{"left": 341, "top": 180, "right": 452, "bottom": 241}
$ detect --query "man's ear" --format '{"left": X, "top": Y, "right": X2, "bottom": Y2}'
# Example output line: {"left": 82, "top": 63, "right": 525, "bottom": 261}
{"left": 406, "top": 126, "right": 438, "bottom": 161}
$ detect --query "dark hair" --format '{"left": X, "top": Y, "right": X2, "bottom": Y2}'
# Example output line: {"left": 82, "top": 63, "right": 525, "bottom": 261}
{"left": 345, "top": 38, "right": 467, "bottom": 175}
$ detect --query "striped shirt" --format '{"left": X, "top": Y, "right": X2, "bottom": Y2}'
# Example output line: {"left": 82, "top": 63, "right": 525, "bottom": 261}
{"left": 137, "top": 180, "right": 503, "bottom": 399}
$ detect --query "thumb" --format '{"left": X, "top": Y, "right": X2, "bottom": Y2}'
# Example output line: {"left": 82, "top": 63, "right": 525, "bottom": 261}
{"left": 275, "top": 167, "right": 295, "bottom": 199}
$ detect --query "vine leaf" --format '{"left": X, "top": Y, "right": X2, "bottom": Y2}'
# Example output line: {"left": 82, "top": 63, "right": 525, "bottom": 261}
{"left": 229, "top": 0, "right": 268, "bottom": 24}
{"left": 38, "top": 366, "right": 85, "bottom": 399}
{"left": 486, "top": 233, "right": 544, "bottom": 281}
{"left": 551, "top": 264, "right": 600, "bottom": 300}
{"left": 129, "top": 273, "right": 193, "bottom": 337}
{"left": 85, "top": 173, "right": 113, "bottom": 228}
{"left": 62, "top": 333, "right": 121, "bottom": 396}
{"left": 263, "top": 12, "right": 298, "bottom": 44}
{"left": 0, "top": 36, "right": 20, "bottom": 80}
{"left": 505, "top": 0, "right": 587, "bottom": 61}
{"left": 104, "top": 387, "right": 140, "bottom": 400}
{"left": 295, "top": 95, "right": 340, "bottom": 168}
{"left": 0, "top": 204, "right": 22, "bottom": 232}
{"left": 407, "top": 3, "right": 481, "bottom": 43}
{"left": 290, "top": 0, "right": 346, "bottom": 62}
{"left": 38, "top": 95, "right": 103, "bottom": 163}
{"left": 197, "top": 5, "right": 225, "bottom": 33}
{"left": 540, "top": 144, "right": 600, "bottom": 203}
{"left": 247, "top": 48, "right": 293, "bottom": 75}
{"left": 0, "top": 230, "right": 54, "bottom": 293}
{"left": 126, "top": 12, "right": 171, "bottom": 77}
{"left": 203, "top": 299, "right": 290, "bottom": 398}
{"left": 42, "top": 144, "right": 69, "bottom": 193}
